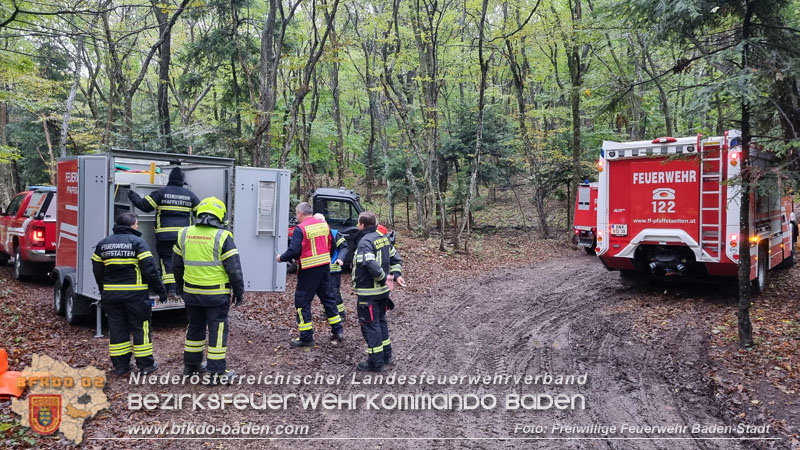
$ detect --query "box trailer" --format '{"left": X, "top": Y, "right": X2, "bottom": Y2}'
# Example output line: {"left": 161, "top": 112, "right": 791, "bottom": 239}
{"left": 573, "top": 182, "right": 598, "bottom": 254}
{"left": 596, "top": 131, "right": 794, "bottom": 292}
{"left": 52, "top": 149, "right": 290, "bottom": 330}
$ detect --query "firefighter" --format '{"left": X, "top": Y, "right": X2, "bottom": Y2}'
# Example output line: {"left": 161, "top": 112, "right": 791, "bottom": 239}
{"left": 313, "top": 213, "right": 349, "bottom": 320}
{"left": 92, "top": 213, "right": 167, "bottom": 376}
{"left": 276, "top": 203, "right": 344, "bottom": 347}
{"left": 172, "top": 197, "right": 244, "bottom": 383}
{"left": 129, "top": 167, "right": 200, "bottom": 297}
{"left": 352, "top": 211, "right": 405, "bottom": 372}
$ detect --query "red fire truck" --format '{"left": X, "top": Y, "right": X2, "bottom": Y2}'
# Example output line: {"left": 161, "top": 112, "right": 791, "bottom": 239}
{"left": 573, "top": 182, "right": 598, "bottom": 254}
{"left": 596, "top": 131, "right": 794, "bottom": 293}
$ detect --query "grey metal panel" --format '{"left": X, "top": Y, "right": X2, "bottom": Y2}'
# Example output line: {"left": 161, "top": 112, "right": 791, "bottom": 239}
{"left": 110, "top": 149, "right": 234, "bottom": 167}
{"left": 77, "top": 156, "right": 112, "bottom": 300}
{"left": 233, "top": 167, "right": 291, "bottom": 292}
{"left": 182, "top": 167, "right": 232, "bottom": 211}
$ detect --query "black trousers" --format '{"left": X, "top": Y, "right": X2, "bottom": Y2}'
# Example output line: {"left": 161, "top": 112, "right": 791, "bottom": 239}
{"left": 104, "top": 297, "right": 154, "bottom": 370}
{"left": 357, "top": 295, "right": 392, "bottom": 369}
{"left": 295, "top": 265, "right": 343, "bottom": 342}
{"left": 330, "top": 271, "right": 345, "bottom": 315}
{"left": 156, "top": 240, "right": 177, "bottom": 294}
{"left": 184, "top": 300, "right": 230, "bottom": 374}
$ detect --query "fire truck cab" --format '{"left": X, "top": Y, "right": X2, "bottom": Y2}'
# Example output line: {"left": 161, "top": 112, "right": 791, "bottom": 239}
{"left": 53, "top": 149, "right": 291, "bottom": 329}
{"left": 573, "top": 182, "right": 598, "bottom": 254}
{"left": 596, "top": 131, "right": 793, "bottom": 293}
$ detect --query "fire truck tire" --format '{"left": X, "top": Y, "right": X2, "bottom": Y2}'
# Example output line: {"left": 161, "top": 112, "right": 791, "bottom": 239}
{"left": 13, "top": 248, "right": 31, "bottom": 281}
{"left": 53, "top": 279, "right": 65, "bottom": 316}
{"left": 752, "top": 246, "right": 768, "bottom": 295}
{"left": 65, "top": 284, "right": 86, "bottom": 325}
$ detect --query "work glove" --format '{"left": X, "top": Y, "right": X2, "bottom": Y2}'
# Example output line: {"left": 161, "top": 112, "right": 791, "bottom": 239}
{"left": 232, "top": 294, "right": 244, "bottom": 307}
{"left": 158, "top": 292, "right": 167, "bottom": 303}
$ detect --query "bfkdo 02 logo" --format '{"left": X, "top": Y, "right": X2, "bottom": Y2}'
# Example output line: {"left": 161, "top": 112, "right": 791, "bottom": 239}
{"left": 29, "top": 394, "right": 61, "bottom": 435}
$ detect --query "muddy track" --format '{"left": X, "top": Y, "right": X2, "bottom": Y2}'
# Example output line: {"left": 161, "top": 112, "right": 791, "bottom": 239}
{"left": 4, "top": 255, "right": 786, "bottom": 449}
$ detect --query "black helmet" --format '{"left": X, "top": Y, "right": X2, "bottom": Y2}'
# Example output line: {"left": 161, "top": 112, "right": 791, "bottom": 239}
{"left": 168, "top": 167, "right": 185, "bottom": 186}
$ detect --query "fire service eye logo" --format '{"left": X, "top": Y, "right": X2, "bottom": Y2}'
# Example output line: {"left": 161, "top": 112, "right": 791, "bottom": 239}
{"left": 29, "top": 394, "right": 61, "bottom": 435}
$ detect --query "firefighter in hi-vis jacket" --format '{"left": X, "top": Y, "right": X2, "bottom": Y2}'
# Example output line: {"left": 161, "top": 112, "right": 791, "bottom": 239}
{"left": 92, "top": 212, "right": 167, "bottom": 376}
{"left": 312, "top": 213, "right": 349, "bottom": 320}
{"left": 129, "top": 167, "right": 200, "bottom": 297}
{"left": 352, "top": 211, "right": 405, "bottom": 372}
{"left": 276, "top": 202, "right": 344, "bottom": 347}
{"left": 173, "top": 197, "right": 244, "bottom": 384}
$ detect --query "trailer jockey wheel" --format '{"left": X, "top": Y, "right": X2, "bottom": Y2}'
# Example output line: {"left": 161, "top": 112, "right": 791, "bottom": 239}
{"left": 53, "top": 278, "right": 65, "bottom": 316}
{"left": 753, "top": 246, "right": 768, "bottom": 295}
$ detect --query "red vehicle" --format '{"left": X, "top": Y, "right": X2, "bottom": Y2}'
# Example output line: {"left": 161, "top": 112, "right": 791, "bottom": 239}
{"left": 0, "top": 186, "right": 57, "bottom": 280}
{"left": 596, "top": 131, "right": 794, "bottom": 293}
{"left": 573, "top": 182, "right": 598, "bottom": 254}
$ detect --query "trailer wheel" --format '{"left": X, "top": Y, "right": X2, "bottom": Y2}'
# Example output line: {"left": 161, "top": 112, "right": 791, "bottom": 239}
{"left": 65, "top": 284, "right": 84, "bottom": 325}
{"left": 752, "top": 246, "right": 768, "bottom": 295}
{"left": 584, "top": 247, "right": 596, "bottom": 256}
{"left": 13, "top": 248, "right": 30, "bottom": 281}
{"left": 53, "top": 278, "right": 65, "bottom": 316}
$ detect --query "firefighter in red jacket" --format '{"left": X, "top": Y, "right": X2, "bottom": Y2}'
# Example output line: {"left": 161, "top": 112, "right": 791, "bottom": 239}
{"left": 276, "top": 202, "right": 344, "bottom": 347}
{"left": 92, "top": 213, "right": 166, "bottom": 376}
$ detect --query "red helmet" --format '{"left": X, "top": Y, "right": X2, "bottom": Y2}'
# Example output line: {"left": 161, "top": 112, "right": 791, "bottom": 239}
{"left": 377, "top": 224, "right": 388, "bottom": 235}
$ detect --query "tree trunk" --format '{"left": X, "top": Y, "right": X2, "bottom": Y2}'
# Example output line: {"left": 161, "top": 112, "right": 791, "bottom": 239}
{"left": 153, "top": 2, "right": 172, "bottom": 150}
{"left": 737, "top": 0, "right": 754, "bottom": 349}
{"left": 60, "top": 37, "right": 84, "bottom": 158}
{"left": 329, "top": 24, "right": 345, "bottom": 186}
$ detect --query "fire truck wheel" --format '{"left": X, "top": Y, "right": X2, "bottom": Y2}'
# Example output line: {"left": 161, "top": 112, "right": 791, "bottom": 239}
{"left": 53, "top": 279, "right": 65, "bottom": 316}
{"left": 752, "top": 246, "right": 768, "bottom": 295}
{"left": 65, "top": 284, "right": 84, "bottom": 325}
{"left": 13, "top": 248, "right": 30, "bottom": 281}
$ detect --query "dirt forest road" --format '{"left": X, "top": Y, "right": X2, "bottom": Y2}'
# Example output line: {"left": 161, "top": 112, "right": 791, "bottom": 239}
{"left": 2, "top": 253, "right": 791, "bottom": 449}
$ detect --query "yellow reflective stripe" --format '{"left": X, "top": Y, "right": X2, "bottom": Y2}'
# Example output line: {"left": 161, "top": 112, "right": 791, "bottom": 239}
{"left": 103, "top": 258, "right": 138, "bottom": 265}
{"left": 137, "top": 251, "right": 152, "bottom": 260}
{"left": 143, "top": 321, "right": 150, "bottom": 345}
{"left": 390, "top": 264, "right": 402, "bottom": 272}
{"left": 155, "top": 227, "right": 184, "bottom": 233}
{"left": 162, "top": 274, "right": 175, "bottom": 283}
{"left": 300, "top": 253, "right": 330, "bottom": 268}
{"left": 109, "top": 342, "right": 132, "bottom": 349}
{"left": 382, "top": 339, "right": 391, "bottom": 346}
{"left": 330, "top": 263, "right": 341, "bottom": 272}
{"left": 91, "top": 254, "right": 102, "bottom": 262}
{"left": 185, "top": 333, "right": 205, "bottom": 352}
{"left": 216, "top": 323, "right": 224, "bottom": 349}
{"left": 304, "top": 222, "right": 330, "bottom": 238}
{"left": 157, "top": 205, "right": 192, "bottom": 212}
{"left": 355, "top": 286, "right": 390, "bottom": 296}
{"left": 104, "top": 284, "right": 148, "bottom": 291}
{"left": 145, "top": 196, "right": 158, "bottom": 209}
{"left": 389, "top": 247, "right": 397, "bottom": 256}
{"left": 327, "top": 315, "right": 342, "bottom": 325}
{"left": 297, "top": 308, "right": 312, "bottom": 331}
{"left": 207, "top": 352, "right": 227, "bottom": 360}
{"left": 366, "top": 345, "right": 384, "bottom": 354}
{"left": 337, "top": 304, "right": 346, "bottom": 313}
{"left": 172, "top": 244, "right": 183, "bottom": 256}
{"left": 336, "top": 237, "right": 346, "bottom": 247}
{"left": 183, "top": 285, "right": 231, "bottom": 295}
{"left": 363, "top": 253, "right": 376, "bottom": 261}
{"left": 220, "top": 249, "right": 239, "bottom": 260}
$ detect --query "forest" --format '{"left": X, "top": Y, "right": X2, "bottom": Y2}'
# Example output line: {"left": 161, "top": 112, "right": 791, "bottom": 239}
{"left": 1, "top": 0, "right": 799, "bottom": 250}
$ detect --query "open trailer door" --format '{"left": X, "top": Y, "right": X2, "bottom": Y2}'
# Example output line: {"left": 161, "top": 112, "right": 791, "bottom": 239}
{"left": 233, "top": 167, "right": 291, "bottom": 292}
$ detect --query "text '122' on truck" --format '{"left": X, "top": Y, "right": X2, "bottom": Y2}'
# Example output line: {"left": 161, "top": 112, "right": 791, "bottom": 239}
{"left": 596, "top": 130, "right": 796, "bottom": 293}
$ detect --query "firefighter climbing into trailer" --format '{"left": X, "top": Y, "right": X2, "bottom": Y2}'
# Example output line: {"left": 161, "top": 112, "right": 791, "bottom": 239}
{"left": 128, "top": 167, "right": 200, "bottom": 298}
